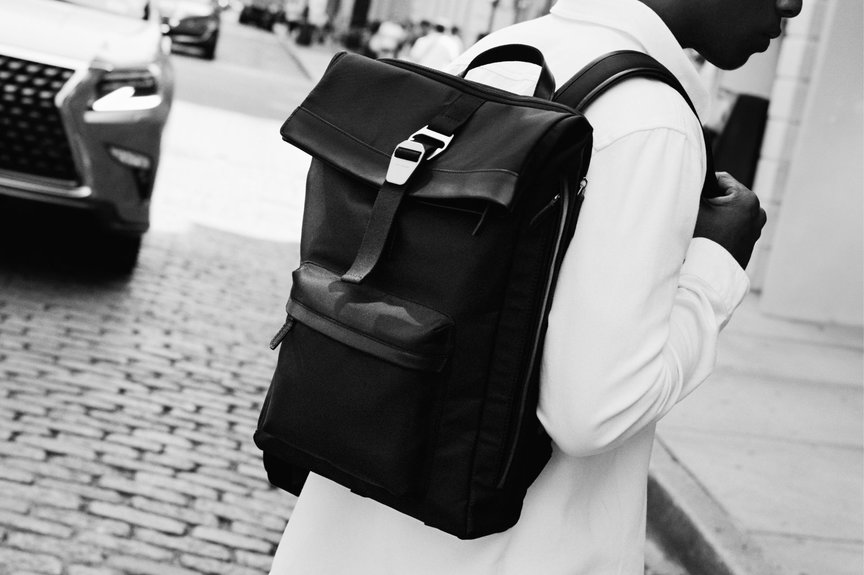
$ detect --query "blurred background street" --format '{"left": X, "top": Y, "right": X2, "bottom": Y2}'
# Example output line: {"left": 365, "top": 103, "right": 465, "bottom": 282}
{"left": 0, "top": 1, "right": 861, "bottom": 575}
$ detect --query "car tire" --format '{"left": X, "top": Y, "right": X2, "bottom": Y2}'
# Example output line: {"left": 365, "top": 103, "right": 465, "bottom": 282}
{"left": 103, "top": 234, "right": 143, "bottom": 275}
{"left": 203, "top": 32, "right": 219, "bottom": 60}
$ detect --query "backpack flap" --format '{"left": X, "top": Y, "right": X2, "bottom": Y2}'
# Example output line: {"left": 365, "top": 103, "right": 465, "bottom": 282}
{"left": 280, "top": 52, "right": 592, "bottom": 211}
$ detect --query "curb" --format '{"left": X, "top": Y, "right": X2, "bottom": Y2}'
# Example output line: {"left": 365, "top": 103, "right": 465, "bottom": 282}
{"left": 275, "top": 30, "right": 338, "bottom": 83}
{"left": 275, "top": 29, "right": 314, "bottom": 81}
{"left": 647, "top": 438, "right": 782, "bottom": 575}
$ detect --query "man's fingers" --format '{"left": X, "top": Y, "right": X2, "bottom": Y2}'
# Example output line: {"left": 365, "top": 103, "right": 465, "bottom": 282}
{"left": 707, "top": 172, "right": 741, "bottom": 203}
{"left": 714, "top": 171, "right": 738, "bottom": 192}
{"left": 704, "top": 191, "right": 737, "bottom": 205}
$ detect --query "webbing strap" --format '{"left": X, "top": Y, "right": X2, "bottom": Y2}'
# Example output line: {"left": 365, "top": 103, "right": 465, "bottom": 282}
{"left": 555, "top": 50, "right": 720, "bottom": 198}
{"left": 340, "top": 181, "right": 406, "bottom": 284}
{"left": 341, "top": 93, "right": 485, "bottom": 284}
{"left": 425, "top": 94, "right": 487, "bottom": 146}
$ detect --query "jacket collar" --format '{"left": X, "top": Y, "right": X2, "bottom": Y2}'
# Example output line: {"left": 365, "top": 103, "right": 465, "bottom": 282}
{"left": 551, "top": 0, "right": 710, "bottom": 118}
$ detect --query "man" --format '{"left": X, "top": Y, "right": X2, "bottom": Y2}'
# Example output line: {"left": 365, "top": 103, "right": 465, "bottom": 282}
{"left": 367, "top": 19, "right": 407, "bottom": 59}
{"left": 268, "top": 0, "right": 800, "bottom": 573}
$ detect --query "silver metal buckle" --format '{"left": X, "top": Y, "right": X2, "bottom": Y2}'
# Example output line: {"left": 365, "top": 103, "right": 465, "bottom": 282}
{"left": 410, "top": 125, "right": 453, "bottom": 160}
{"left": 385, "top": 126, "right": 454, "bottom": 186}
{"left": 385, "top": 139, "right": 426, "bottom": 186}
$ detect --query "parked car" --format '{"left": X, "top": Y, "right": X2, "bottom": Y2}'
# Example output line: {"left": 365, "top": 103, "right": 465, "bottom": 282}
{"left": 0, "top": 0, "right": 174, "bottom": 272}
{"left": 159, "top": 0, "right": 222, "bottom": 60}
{"left": 238, "top": 0, "right": 283, "bottom": 31}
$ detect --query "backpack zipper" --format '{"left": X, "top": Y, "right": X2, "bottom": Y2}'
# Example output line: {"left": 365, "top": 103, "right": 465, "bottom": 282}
{"left": 496, "top": 180, "right": 579, "bottom": 488}
{"left": 529, "top": 194, "right": 561, "bottom": 229}
{"left": 529, "top": 178, "right": 586, "bottom": 230}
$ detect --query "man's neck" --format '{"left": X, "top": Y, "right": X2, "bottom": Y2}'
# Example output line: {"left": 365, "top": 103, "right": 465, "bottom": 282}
{"left": 636, "top": 0, "right": 695, "bottom": 50}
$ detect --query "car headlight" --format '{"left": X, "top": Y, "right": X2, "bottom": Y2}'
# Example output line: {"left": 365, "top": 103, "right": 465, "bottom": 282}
{"left": 92, "top": 68, "right": 163, "bottom": 112}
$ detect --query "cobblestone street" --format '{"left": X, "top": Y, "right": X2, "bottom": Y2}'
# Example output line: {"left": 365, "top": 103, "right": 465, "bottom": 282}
{"left": 0, "top": 227, "right": 301, "bottom": 575}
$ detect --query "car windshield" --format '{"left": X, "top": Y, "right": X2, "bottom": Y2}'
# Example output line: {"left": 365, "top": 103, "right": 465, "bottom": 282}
{"left": 56, "top": 0, "right": 151, "bottom": 19}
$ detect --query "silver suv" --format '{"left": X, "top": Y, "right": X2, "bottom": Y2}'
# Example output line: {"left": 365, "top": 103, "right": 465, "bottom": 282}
{"left": 0, "top": 0, "right": 174, "bottom": 272}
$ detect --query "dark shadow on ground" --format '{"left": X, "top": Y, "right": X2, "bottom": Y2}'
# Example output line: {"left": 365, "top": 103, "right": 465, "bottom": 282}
{"left": 0, "top": 200, "right": 141, "bottom": 284}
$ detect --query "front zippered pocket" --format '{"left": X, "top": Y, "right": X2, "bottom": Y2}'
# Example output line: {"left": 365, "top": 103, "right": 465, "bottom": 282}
{"left": 259, "top": 262, "right": 454, "bottom": 497}
{"left": 284, "top": 262, "right": 454, "bottom": 371}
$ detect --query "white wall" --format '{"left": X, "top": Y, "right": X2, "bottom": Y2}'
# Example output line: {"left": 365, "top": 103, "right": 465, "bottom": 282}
{"left": 760, "top": 0, "right": 864, "bottom": 326}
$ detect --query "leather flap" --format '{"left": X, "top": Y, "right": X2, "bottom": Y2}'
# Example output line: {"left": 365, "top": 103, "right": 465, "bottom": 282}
{"left": 281, "top": 52, "right": 591, "bottom": 209}
{"left": 288, "top": 263, "right": 454, "bottom": 372}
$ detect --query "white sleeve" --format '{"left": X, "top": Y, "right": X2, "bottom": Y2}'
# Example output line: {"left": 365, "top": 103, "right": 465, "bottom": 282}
{"left": 537, "top": 126, "right": 750, "bottom": 457}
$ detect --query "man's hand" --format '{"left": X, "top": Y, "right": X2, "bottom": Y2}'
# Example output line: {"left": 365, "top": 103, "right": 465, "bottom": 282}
{"left": 693, "top": 172, "right": 767, "bottom": 269}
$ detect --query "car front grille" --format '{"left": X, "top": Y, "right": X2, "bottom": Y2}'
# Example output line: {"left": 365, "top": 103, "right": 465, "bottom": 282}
{"left": 0, "top": 53, "right": 79, "bottom": 182}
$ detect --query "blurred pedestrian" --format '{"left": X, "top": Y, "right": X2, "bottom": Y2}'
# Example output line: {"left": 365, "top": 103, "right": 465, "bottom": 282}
{"left": 367, "top": 19, "right": 407, "bottom": 59}
{"left": 305, "top": 0, "right": 327, "bottom": 44}
{"left": 408, "top": 17, "right": 461, "bottom": 70}
{"left": 268, "top": 0, "right": 799, "bottom": 573}
{"left": 283, "top": 0, "right": 304, "bottom": 34}
{"left": 450, "top": 25, "right": 465, "bottom": 54}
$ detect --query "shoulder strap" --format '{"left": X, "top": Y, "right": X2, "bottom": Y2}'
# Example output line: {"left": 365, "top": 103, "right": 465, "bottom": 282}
{"left": 554, "top": 50, "right": 694, "bottom": 113}
{"left": 555, "top": 50, "right": 719, "bottom": 197}
{"left": 462, "top": 44, "right": 556, "bottom": 99}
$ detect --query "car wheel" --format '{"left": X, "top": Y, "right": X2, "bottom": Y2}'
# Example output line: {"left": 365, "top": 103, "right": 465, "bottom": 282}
{"left": 103, "top": 234, "right": 142, "bottom": 275}
{"left": 203, "top": 33, "right": 219, "bottom": 60}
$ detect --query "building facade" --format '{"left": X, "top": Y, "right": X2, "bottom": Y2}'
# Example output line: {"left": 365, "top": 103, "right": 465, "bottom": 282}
{"left": 751, "top": 0, "right": 862, "bottom": 327}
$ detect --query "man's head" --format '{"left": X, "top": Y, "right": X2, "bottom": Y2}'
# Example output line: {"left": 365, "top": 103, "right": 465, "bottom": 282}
{"left": 643, "top": 0, "right": 803, "bottom": 69}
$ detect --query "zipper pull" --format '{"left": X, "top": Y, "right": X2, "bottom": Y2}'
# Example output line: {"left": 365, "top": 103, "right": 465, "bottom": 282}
{"left": 472, "top": 204, "right": 492, "bottom": 236}
{"left": 269, "top": 315, "right": 296, "bottom": 350}
{"left": 529, "top": 193, "right": 561, "bottom": 229}
{"left": 577, "top": 177, "right": 588, "bottom": 197}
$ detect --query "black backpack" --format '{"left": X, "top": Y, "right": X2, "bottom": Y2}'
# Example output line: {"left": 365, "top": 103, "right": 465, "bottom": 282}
{"left": 254, "top": 45, "right": 711, "bottom": 539}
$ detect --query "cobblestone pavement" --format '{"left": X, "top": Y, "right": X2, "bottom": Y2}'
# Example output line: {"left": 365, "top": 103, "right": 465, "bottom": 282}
{"left": 0, "top": 226, "right": 300, "bottom": 575}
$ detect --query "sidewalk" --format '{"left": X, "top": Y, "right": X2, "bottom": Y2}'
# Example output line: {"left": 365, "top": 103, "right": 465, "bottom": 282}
{"left": 653, "top": 293, "right": 863, "bottom": 575}
{"left": 280, "top": 37, "right": 864, "bottom": 575}
{"left": 274, "top": 30, "right": 341, "bottom": 83}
